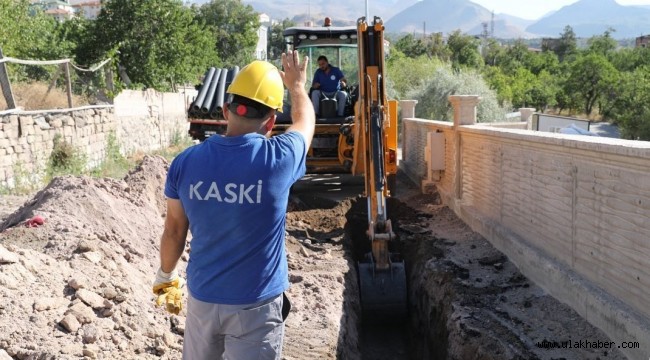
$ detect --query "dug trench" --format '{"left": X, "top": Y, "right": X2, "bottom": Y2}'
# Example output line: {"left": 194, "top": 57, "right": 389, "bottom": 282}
{"left": 0, "top": 157, "right": 627, "bottom": 359}
{"left": 287, "top": 172, "right": 626, "bottom": 360}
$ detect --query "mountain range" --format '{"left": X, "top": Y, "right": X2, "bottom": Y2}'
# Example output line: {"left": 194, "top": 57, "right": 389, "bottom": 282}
{"left": 232, "top": 0, "right": 650, "bottom": 39}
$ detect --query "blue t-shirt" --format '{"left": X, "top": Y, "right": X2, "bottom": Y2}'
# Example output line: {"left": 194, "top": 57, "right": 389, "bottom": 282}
{"left": 165, "top": 131, "right": 307, "bottom": 305}
{"left": 313, "top": 65, "right": 345, "bottom": 93}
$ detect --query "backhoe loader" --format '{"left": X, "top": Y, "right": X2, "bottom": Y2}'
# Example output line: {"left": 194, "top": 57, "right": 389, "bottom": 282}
{"left": 280, "top": 16, "right": 407, "bottom": 320}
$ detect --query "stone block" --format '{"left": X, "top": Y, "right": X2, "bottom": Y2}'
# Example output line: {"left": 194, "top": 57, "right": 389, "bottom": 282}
{"left": 63, "top": 126, "right": 75, "bottom": 138}
{"left": 19, "top": 117, "right": 34, "bottom": 136}
{"left": 50, "top": 118, "right": 63, "bottom": 128}
{"left": 63, "top": 116, "right": 75, "bottom": 127}
{"left": 0, "top": 155, "right": 12, "bottom": 167}
{"left": 34, "top": 116, "right": 51, "bottom": 130}
{"left": 76, "top": 117, "right": 87, "bottom": 128}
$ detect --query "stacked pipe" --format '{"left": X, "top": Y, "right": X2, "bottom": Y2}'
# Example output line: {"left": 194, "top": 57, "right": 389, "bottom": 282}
{"left": 188, "top": 65, "right": 240, "bottom": 120}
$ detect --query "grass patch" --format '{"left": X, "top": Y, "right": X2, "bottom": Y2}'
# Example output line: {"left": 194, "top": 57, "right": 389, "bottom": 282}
{"left": 46, "top": 134, "right": 87, "bottom": 181}
{"left": 150, "top": 129, "right": 196, "bottom": 161}
{"left": 0, "top": 81, "right": 88, "bottom": 111}
{"left": 91, "top": 131, "right": 132, "bottom": 179}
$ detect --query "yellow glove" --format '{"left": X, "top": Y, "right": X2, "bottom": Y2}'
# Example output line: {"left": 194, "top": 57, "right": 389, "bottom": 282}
{"left": 153, "top": 268, "right": 185, "bottom": 315}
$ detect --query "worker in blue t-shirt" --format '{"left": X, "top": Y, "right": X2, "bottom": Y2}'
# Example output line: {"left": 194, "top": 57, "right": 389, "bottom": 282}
{"left": 311, "top": 55, "right": 348, "bottom": 117}
{"left": 153, "top": 51, "right": 315, "bottom": 360}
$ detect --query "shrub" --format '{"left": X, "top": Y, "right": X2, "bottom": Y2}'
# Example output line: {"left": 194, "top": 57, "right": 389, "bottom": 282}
{"left": 47, "top": 134, "right": 87, "bottom": 179}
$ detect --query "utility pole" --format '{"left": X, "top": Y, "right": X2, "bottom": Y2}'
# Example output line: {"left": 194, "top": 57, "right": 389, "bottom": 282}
{"left": 491, "top": 11, "right": 494, "bottom": 37}
{"left": 366, "top": 0, "right": 369, "bottom": 20}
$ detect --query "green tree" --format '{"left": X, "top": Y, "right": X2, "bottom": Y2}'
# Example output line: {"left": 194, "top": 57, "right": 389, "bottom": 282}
{"left": 408, "top": 63, "right": 506, "bottom": 122}
{"left": 386, "top": 54, "right": 443, "bottom": 99}
{"left": 427, "top": 32, "right": 451, "bottom": 61}
{"left": 552, "top": 25, "right": 577, "bottom": 62}
{"left": 394, "top": 34, "right": 428, "bottom": 58}
{"left": 482, "top": 38, "right": 506, "bottom": 67}
{"left": 608, "top": 46, "right": 650, "bottom": 72}
{"left": 268, "top": 18, "right": 295, "bottom": 61}
{"left": 526, "top": 51, "right": 560, "bottom": 76}
{"left": 85, "top": 0, "right": 217, "bottom": 91}
{"left": 564, "top": 53, "right": 618, "bottom": 116}
{"left": 446, "top": 30, "right": 483, "bottom": 69}
{"left": 509, "top": 67, "right": 536, "bottom": 108}
{"left": 0, "top": 0, "right": 57, "bottom": 58}
{"left": 492, "top": 40, "right": 537, "bottom": 75}
{"left": 528, "top": 70, "right": 558, "bottom": 111}
{"left": 482, "top": 66, "right": 512, "bottom": 106}
{"left": 586, "top": 28, "right": 618, "bottom": 57}
{"left": 607, "top": 67, "right": 650, "bottom": 140}
{"left": 195, "top": 0, "right": 259, "bottom": 67}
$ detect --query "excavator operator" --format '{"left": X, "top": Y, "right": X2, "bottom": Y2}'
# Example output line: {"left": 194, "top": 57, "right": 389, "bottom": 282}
{"left": 311, "top": 55, "right": 348, "bottom": 117}
{"left": 153, "top": 51, "right": 314, "bottom": 360}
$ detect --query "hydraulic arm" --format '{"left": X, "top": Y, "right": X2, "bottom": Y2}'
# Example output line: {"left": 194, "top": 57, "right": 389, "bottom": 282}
{"left": 355, "top": 16, "right": 407, "bottom": 321}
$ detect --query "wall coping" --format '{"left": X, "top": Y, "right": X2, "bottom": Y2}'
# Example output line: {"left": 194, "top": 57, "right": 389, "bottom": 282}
{"left": 463, "top": 125, "right": 650, "bottom": 157}
{"left": 402, "top": 118, "right": 454, "bottom": 128}
{"left": 0, "top": 104, "right": 113, "bottom": 116}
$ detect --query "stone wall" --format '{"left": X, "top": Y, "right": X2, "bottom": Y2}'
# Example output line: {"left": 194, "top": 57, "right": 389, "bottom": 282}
{"left": 0, "top": 89, "right": 188, "bottom": 188}
{"left": 400, "top": 98, "right": 650, "bottom": 360}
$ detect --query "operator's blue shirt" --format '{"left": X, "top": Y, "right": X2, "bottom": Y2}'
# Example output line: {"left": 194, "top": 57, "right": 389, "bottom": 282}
{"left": 165, "top": 131, "right": 307, "bottom": 305}
{"left": 313, "top": 65, "right": 345, "bottom": 93}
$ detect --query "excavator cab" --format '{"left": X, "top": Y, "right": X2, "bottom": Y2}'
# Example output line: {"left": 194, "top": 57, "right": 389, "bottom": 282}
{"left": 276, "top": 23, "right": 360, "bottom": 173}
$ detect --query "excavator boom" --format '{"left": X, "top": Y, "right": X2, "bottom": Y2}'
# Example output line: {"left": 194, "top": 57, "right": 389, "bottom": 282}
{"left": 355, "top": 16, "right": 407, "bottom": 322}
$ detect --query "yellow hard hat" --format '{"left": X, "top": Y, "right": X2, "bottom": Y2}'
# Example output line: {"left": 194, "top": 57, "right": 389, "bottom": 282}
{"left": 227, "top": 60, "right": 283, "bottom": 112}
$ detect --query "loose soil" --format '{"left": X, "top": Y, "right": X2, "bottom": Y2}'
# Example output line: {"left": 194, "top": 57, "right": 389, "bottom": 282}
{"left": 0, "top": 156, "right": 626, "bottom": 359}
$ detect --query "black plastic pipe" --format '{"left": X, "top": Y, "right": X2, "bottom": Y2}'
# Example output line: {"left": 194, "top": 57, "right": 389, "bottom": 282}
{"left": 201, "top": 68, "right": 222, "bottom": 114}
{"left": 192, "top": 67, "right": 216, "bottom": 112}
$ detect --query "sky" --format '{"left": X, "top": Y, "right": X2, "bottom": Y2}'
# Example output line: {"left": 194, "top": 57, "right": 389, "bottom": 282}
{"left": 470, "top": 0, "right": 650, "bottom": 20}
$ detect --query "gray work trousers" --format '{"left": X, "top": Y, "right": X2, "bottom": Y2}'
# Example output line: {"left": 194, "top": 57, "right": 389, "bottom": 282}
{"left": 182, "top": 293, "right": 284, "bottom": 360}
{"left": 311, "top": 90, "right": 347, "bottom": 116}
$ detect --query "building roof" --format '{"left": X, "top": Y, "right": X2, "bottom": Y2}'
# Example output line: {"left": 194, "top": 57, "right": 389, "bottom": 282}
{"left": 45, "top": 8, "right": 73, "bottom": 14}
{"left": 72, "top": 1, "right": 101, "bottom": 6}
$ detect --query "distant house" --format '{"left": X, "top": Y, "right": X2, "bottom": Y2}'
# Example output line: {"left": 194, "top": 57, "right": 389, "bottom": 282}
{"left": 34, "top": 0, "right": 75, "bottom": 22}
{"left": 31, "top": 0, "right": 102, "bottom": 21}
{"left": 71, "top": 1, "right": 102, "bottom": 20}
{"left": 635, "top": 35, "right": 650, "bottom": 48}
{"left": 256, "top": 13, "right": 271, "bottom": 61}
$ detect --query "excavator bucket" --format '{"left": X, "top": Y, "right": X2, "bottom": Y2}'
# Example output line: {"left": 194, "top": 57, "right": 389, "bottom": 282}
{"left": 358, "top": 257, "right": 408, "bottom": 323}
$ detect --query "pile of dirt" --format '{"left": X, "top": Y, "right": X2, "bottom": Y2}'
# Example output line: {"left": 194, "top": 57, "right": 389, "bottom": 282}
{"left": 0, "top": 156, "right": 181, "bottom": 359}
{"left": 0, "top": 155, "right": 358, "bottom": 360}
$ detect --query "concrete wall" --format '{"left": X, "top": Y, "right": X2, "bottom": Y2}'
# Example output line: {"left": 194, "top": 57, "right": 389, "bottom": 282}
{"left": 0, "top": 89, "right": 188, "bottom": 188}
{"left": 113, "top": 89, "right": 188, "bottom": 154}
{"left": 400, "top": 97, "right": 650, "bottom": 360}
